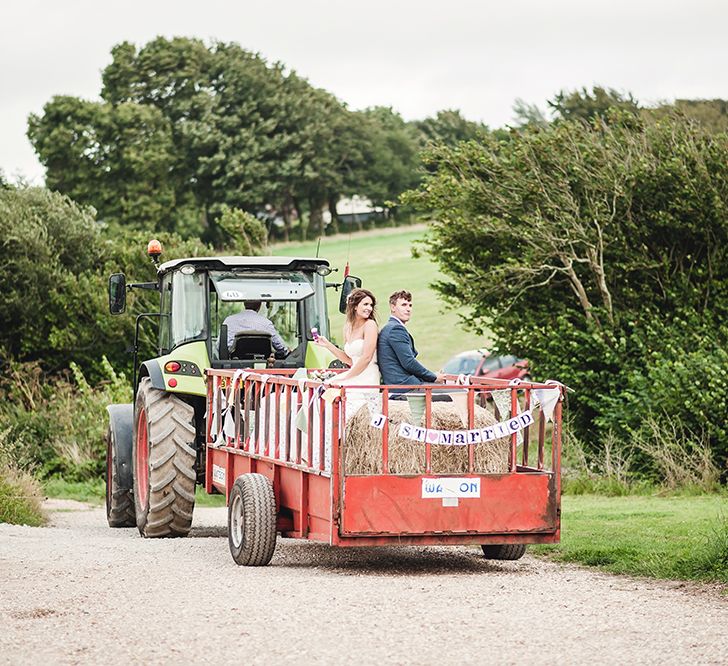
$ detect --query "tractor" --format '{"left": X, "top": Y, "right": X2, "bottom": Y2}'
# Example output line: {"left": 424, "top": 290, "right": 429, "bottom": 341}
{"left": 105, "top": 240, "right": 358, "bottom": 537}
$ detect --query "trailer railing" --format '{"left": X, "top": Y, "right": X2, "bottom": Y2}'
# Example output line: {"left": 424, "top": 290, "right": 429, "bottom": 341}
{"left": 205, "top": 368, "right": 563, "bottom": 478}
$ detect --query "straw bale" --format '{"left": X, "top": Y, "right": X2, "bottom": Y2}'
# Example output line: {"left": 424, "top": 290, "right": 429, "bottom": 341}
{"left": 344, "top": 401, "right": 510, "bottom": 475}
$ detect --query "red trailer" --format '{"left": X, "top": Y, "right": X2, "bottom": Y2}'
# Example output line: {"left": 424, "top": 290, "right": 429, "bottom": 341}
{"left": 205, "top": 368, "right": 564, "bottom": 565}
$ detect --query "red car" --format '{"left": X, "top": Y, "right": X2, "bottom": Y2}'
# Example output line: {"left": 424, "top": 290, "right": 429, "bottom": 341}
{"left": 441, "top": 349, "right": 530, "bottom": 381}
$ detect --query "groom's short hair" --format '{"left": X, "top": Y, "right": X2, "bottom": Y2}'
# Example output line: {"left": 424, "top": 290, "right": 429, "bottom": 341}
{"left": 389, "top": 290, "right": 412, "bottom": 305}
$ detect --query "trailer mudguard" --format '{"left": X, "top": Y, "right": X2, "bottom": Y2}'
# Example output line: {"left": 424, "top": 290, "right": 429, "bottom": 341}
{"left": 106, "top": 403, "right": 134, "bottom": 490}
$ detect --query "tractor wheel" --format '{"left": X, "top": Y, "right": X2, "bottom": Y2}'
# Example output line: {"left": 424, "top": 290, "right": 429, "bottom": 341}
{"left": 228, "top": 474, "right": 277, "bottom": 566}
{"left": 105, "top": 424, "right": 135, "bottom": 527}
{"left": 133, "top": 378, "right": 197, "bottom": 538}
{"left": 481, "top": 544, "right": 527, "bottom": 560}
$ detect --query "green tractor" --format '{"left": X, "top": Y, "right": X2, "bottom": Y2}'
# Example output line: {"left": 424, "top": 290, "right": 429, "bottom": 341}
{"left": 105, "top": 241, "right": 358, "bottom": 537}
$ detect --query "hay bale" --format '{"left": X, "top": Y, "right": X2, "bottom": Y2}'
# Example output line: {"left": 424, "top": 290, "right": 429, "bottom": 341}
{"left": 344, "top": 401, "right": 510, "bottom": 475}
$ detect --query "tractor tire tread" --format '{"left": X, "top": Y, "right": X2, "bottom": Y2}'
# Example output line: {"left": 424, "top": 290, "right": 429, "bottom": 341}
{"left": 133, "top": 379, "right": 197, "bottom": 539}
{"left": 481, "top": 544, "right": 528, "bottom": 560}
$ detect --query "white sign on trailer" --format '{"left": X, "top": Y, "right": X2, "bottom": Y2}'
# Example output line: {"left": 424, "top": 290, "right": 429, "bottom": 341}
{"left": 421, "top": 477, "right": 481, "bottom": 499}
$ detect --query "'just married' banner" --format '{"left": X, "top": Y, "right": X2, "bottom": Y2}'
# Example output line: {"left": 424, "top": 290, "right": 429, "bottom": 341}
{"left": 368, "top": 410, "right": 535, "bottom": 446}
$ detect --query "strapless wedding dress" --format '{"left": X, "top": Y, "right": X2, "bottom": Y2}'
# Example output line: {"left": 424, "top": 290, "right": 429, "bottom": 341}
{"left": 341, "top": 339, "right": 380, "bottom": 386}
{"left": 339, "top": 338, "right": 380, "bottom": 418}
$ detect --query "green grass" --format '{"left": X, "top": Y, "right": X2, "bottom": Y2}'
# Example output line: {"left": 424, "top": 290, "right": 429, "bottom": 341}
{"left": 534, "top": 494, "right": 728, "bottom": 584}
{"left": 194, "top": 486, "right": 226, "bottom": 507}
{"left": 43, "top": 478, "right": 226, "bottom": 507}
{"left": 43, "top": 478, "right": 105, "bottom": 504}
{"left": 273, "top": 225, "right": 486, "bottom": 371}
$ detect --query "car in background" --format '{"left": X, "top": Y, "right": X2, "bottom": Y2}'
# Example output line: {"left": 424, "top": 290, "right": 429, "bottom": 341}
{"left": 441, "top": 349, "right": 530, "bottom": 382}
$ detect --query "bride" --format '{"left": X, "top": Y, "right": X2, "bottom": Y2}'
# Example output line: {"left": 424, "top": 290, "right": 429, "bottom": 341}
{"left": 315, "top": 288, "right": 380, "bottom": 415}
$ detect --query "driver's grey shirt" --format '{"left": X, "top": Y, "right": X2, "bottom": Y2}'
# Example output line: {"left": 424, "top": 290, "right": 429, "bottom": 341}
{"left": 223, "top": 310, "right": 288, "bottom": 354}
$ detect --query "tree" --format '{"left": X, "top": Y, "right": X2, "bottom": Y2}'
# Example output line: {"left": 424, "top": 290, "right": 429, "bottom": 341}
{"left": 549, "top": 86, "right": 639, "bottom": 122}
{"left": 403, "top": 114, "right": 728, "bottom": 466}
{"left": 647, "top": 99, "right": 728, "bottom": 134}
{"left": 414, "top": 109, "right": 489, "bottom": 146}
{"left": 28, "top": 97, "right": 179, "bottom": 231}
{"left": 511, "top": 99, "right": 549, "bottom": 128}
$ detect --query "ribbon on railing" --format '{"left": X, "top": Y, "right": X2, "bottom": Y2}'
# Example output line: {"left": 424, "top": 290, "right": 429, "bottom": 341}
{"left": 531, "top": 381, "right": 561, "bottom": 423}
{"left": 295, "top": 383, "right": 326, "bottom": 434}
{"left": 491, "top": 389, "right": 512, "bottom": 420}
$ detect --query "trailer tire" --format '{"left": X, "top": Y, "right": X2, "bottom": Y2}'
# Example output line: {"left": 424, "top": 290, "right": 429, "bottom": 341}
{"left": 105, "top": 424, "right": 135, "bottom": 527}
{"left": 481, "top": 544, "right": 527, "bottom": 560}
{"left": 133, "top": 378, "right": 197, "bottom": 538}
{"left": 228, "top": 474, "right": 277, "bottom": 566}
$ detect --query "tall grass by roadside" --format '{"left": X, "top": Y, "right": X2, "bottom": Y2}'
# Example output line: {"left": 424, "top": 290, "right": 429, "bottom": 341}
{"left": 0, "top": 357, "right": 131, "bottom": 482}
{"left": 0, "top": 429, "right": 46, "bottom": 526}
{"left": 562, "top": 412, "right": 722, "bottom": 496}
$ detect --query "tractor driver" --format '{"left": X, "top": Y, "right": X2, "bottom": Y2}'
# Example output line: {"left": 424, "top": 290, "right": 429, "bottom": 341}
{"left": 224, "top": 300, "right": 289, "bottom": 357}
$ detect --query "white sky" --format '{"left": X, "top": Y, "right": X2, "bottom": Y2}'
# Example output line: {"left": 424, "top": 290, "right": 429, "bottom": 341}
{"left": 1, "top": 0, "right": 726, "bottom": 184}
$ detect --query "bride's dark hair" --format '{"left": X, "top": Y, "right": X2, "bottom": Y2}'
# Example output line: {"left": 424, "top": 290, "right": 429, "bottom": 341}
{"left": 345, "top": 288, "right": 377, "bottom": 327}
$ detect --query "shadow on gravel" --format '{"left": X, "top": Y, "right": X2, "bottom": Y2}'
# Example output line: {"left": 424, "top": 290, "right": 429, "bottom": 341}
{"left": 189, "top": 525, "right": 228, "bottom": 538}
{"left": 272, "top": 541, "right": 530, "bottom": 577}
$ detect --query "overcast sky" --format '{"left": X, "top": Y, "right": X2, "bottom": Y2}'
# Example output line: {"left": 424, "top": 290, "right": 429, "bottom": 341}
{"left": 2, "top": 0, "right": 726, "bottom": 184}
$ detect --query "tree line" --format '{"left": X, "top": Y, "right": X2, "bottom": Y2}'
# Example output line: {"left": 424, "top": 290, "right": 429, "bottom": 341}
{"left": 27, "top": 37, "right": 487, "bottom": 246}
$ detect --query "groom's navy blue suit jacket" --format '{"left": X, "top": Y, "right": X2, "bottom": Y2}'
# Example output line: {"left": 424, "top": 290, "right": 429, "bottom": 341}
{"left": 377, "top": 316, "right": 437, "bottom": 387}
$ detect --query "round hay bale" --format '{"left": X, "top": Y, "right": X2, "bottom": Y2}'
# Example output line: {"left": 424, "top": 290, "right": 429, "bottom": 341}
{"left": 344, "top": 401, "right": 510, "bottom": 475}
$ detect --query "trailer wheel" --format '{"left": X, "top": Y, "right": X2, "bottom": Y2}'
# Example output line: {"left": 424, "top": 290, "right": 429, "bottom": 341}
{"left": 228, "top": 474, "right": 277, "bottom": 566}
{"left": 133, "top": 378, "right": 197, "bottom": 538}
{"left": 105, "top": 424, "right": 135, "bottom": 527}
{"left": 481, "top": 544, "right": 527, "bottom": 560}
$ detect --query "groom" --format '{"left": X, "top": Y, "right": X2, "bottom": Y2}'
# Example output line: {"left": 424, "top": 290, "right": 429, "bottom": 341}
{"left": 378, "top": 290, "right": 446, "bottom": 398}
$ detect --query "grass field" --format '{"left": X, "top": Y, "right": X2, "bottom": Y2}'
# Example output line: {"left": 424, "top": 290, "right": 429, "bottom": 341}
{"left": 272, "top": 225, "right": 486, "bottom": 371}
{"left": 534, "top": 494, "right": 728, "bottom": 584}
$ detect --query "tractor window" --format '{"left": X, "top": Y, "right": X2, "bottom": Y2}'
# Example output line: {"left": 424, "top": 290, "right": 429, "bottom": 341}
{"left": 310, "top": 274, "right": 329, "bottom": 339}
{"left": 159, "top": 275, "right": 172, "bottom": 353}
{"left": 171, "top": 269, "right": 206, "bottom": 347}
{"left": 265, "top": 301, "right": 298, "bottom": 349}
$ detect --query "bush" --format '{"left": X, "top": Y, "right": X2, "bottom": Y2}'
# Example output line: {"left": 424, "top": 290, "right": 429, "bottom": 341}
{"left": 404, "top": 114, "right": 728, "bottom": 475}
{"left": 0, "top": 358, "right": 131, "bottom": 481}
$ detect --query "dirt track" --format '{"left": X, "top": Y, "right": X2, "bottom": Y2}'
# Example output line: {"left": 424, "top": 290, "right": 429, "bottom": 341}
{"left": 1, "top": 501, "right": 726, "bottom": 665}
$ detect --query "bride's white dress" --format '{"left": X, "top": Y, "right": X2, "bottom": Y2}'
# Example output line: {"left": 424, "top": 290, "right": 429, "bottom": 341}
{"left": 338, "top": 338, "right": 381, "bottom": 418}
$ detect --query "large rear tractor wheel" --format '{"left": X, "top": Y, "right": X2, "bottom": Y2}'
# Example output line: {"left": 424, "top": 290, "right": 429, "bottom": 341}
{"left": 481, "top": 544, "right": 527, "bottom": 560}
{"left": 228, "top": 474, "right": 277, "bottom": 566}
{"left": 105, "top": 422, "right": 135, "bottom": 528}
{"left": 133, "top": 378, "right": 197, "bottom": 538}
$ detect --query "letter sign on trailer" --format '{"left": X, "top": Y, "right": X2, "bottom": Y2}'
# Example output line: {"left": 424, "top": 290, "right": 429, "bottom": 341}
{"left": 421, "top": 477, "right": 481, "bottom": 499}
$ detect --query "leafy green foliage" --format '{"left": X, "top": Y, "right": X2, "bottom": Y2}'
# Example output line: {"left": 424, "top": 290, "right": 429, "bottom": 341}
{"left": 414, "top": 109, "right": 489, "bottom": 147}
{"left": 0, "top": 358, "right": 131, "bottom": 481}
{"left": 404, "top": 114, "right": 728, "bottom": 471}
{"left": 549, "top": 85, "right": 640, "bottom": 122}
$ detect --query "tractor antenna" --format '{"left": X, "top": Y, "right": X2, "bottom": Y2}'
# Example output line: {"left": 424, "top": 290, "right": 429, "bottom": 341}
{"left": 315, "top": 237, "right": 321, "bottom": 258}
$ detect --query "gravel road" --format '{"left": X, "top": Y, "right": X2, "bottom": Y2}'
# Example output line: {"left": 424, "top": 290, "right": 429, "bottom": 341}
{"left": 1, "top": 500, "right": 726, "bottom": 665}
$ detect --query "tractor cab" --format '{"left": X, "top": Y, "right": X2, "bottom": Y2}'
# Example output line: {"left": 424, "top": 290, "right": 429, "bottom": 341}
{"left": 109, "top": 249, "right": 344, "bottom": 397}
{"left": 153, "top": 256, "right": 334, "bottom": 372}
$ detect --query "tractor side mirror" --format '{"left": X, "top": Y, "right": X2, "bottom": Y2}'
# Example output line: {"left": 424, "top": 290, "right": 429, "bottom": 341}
{"left": 338, "top": 275, "right": 362, "bottom": 313}
{"left": 109, "top": 273, "right": 127, "bottom": 315}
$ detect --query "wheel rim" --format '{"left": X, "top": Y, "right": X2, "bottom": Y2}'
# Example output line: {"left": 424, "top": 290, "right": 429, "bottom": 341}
{"left": 230, "top": 493, "right": 244, "bottom": 548}
{"left": 136, "top": 407, "right": 149, "bottom": 508}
